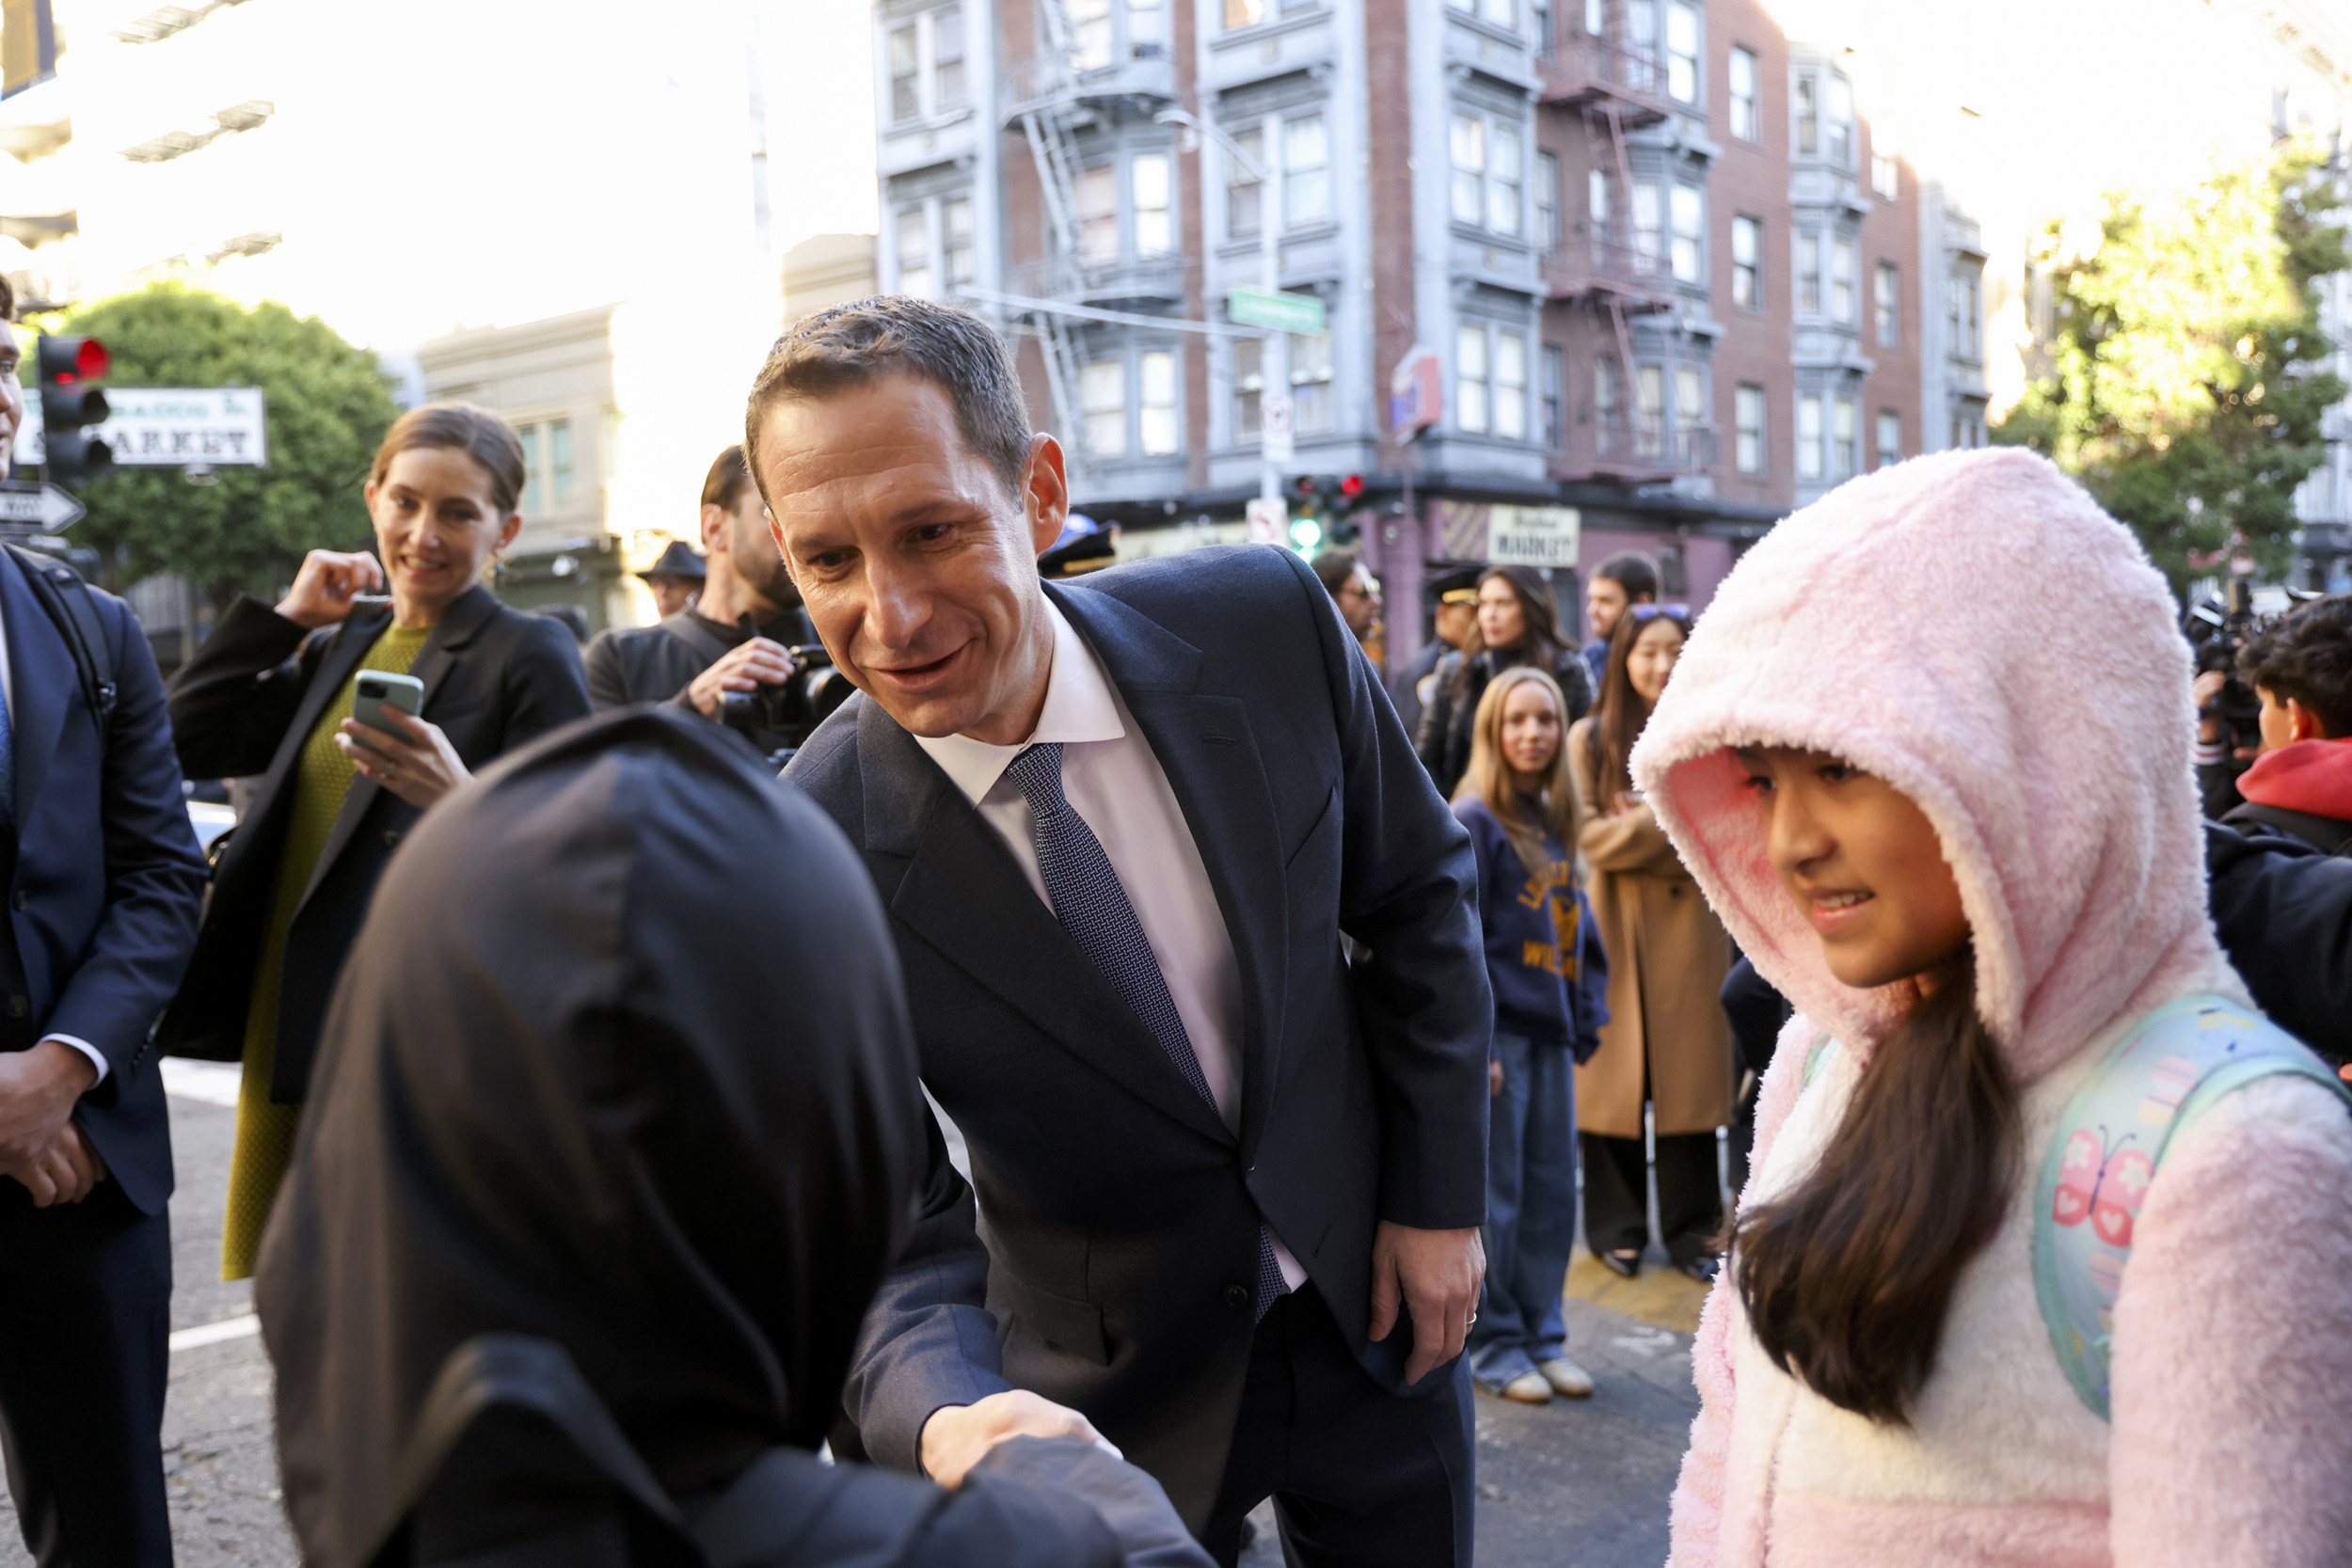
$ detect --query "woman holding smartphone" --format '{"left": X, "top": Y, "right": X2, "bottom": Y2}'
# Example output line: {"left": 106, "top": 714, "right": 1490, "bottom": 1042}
{"left": 162, "top": 404, "right": 591, "bottom": 1279}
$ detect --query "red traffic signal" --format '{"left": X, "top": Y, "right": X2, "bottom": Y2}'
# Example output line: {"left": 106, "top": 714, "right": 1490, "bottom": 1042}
{"left": 1338, "top": 473, "right": 1365, "bottom": 499}
{"left": 38, "top": 335, "right": 107, "bottom": 385}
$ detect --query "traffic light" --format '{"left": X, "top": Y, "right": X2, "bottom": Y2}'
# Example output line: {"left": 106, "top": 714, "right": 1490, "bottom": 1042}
{"left": 38, "top": 334, "right": 111, "bottom": 485}
{"left": 1289, "top": 473, "right": 1368, "bottom": 545}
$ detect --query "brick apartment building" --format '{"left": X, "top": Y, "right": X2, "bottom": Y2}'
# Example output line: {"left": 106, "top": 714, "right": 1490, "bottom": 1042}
{"left": 870, "top": 0, "right": 1988, "bottom": 662}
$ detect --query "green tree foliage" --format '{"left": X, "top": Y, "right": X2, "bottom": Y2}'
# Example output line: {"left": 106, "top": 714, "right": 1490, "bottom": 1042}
{"left": 1997, "top": 143, "right": 2350, "bottom": 590}
{"left": 51, "top": 283, "right": 397, "bottom": 614}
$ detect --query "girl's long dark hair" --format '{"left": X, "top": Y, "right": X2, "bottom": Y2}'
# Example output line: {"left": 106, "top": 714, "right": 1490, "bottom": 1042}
{"left": 1591, "top": 605, "right": 1691, "bottom": 803}
{"left": 1733, "top": 959, "right": 2017, "bottom": 1425}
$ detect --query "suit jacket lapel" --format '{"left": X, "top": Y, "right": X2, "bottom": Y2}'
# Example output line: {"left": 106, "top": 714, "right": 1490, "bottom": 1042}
{"left": 1047, "top": 583, "right": 1290, "bottom": 1161}
{"left": 298, "top": 587, "right": 495, "bottom": 912}
{"left": 1, "top": 550, "right": 72, "bottom": 827}
{"left": 857, "top": 696, "right": 1235, "bottom": 1148}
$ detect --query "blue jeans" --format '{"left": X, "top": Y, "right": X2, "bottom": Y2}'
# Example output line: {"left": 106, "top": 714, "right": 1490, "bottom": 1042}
{"left": 1470, "top": 1030, "right": 1577, "bottom": 1386}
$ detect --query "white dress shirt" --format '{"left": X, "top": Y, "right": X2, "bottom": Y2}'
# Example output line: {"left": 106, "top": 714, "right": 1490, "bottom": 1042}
{"left": 914, "top": 596, "right": 1305, "bottom": 1289}
{"left": 0, "top": 591, "right": 109, "bottom": 1086}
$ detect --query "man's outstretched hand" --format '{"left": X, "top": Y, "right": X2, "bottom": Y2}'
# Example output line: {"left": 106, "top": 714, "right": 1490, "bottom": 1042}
{"left": 918, "top": 1388, "right": 1121, "bottom": 1489}
{"left": 1368, "top": 1220, "right": 1486, "bottom": 1386}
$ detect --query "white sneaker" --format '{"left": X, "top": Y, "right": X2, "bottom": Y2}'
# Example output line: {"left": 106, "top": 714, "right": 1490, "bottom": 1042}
{"left": 1537, "top": 1356, "right": 1595, "bottom": 1398}
{"left": 1496, "top": 1370, "right": 1552, "bottom": 1403}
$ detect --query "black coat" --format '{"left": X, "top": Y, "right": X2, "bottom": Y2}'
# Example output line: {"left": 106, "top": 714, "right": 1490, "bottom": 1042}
{"left": 1412, "top": 644, "right": 1595, "bottom": 800}
{"left": 258, "top": 709, "right": 1206, "bottom": 1568}
{"left": 581, "top": 607, "right": 817, "bottom": 711}
{"left": 2205, "top": 820, "right": 2352, "bottom": 1066}
{"left": 160, "top": 587, "right": 590, "bottom": 1100}
{"left": 0, "top": 549, "right": 206, "bottom": 1214}
{"left": 786, "top": 546, "right": 1489, "bottom": 1529}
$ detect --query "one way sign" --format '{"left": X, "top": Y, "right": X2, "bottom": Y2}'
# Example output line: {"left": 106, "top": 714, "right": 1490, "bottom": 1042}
{"left": 0, "top": 483, "right": 87, "bottom": 531}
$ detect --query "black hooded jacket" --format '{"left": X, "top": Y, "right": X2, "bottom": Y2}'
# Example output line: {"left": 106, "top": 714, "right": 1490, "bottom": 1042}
{"left": 255, "top": 708, "right": 1210, "bottom": 1568}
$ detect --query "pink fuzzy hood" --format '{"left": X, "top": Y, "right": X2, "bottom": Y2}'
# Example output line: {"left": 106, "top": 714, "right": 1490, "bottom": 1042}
{"left": 1629, "top": 447, "right": 2226, "bottom": 1084}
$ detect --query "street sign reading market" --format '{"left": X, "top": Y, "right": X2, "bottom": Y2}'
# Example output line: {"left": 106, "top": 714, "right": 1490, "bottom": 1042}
{"left": 1228, "top": 286, "right": 1326, "bottom": 336}
{"left": 21, "top": 387, "right": 268, "bottom": 467}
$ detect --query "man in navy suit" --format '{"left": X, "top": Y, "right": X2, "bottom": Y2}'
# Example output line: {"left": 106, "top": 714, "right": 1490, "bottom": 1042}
{"left": 764, "top": 299, "right": 1490, "bottom": 1566}
{"left": 0, "top": 287, "right": 208, "bottom": 1566}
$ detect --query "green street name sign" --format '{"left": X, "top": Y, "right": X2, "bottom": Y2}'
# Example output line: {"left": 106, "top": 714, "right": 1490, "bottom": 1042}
{"left": 1229, "top": 286, "right": 1326, "bottom": 335}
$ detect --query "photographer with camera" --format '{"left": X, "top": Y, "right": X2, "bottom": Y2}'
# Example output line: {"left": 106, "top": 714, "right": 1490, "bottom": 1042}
{"left": 585, "top": 445, "right": 842, "bottom": 761}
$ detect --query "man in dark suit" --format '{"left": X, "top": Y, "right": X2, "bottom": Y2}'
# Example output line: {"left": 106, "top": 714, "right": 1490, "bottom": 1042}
{"left": 0, "top": 290, "right": 210, "bottom": 1566}
{"left": 763, "top": 298, "right": 1490, "bottom": 1566}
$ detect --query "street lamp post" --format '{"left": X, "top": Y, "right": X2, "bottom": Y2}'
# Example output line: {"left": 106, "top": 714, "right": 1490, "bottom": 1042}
{"left": 1155, "top": 107, "right": 1286, "bottom": 510}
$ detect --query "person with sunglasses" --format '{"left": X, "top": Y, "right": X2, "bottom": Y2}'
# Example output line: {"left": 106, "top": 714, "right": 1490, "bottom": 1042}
{"left": 1567, "top": 603, "right": 1735, "bottom": 1281}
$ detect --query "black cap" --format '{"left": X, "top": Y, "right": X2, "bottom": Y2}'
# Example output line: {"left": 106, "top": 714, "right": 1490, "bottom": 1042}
{"left": 638, "top": 540, "right": 707, "bottom": 582}
{"left": 1427, "top": 564, "right": 1482, "bottom": 606}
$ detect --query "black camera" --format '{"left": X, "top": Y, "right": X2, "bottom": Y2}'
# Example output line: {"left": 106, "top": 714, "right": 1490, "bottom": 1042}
{"left": 716, "top": 644, "right": 855, "bottom": 768}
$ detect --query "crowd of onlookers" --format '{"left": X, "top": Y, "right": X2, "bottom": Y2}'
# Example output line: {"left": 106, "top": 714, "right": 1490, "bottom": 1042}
{"left": 1310, "top": 537, "right": 2352, "bottom": 1412}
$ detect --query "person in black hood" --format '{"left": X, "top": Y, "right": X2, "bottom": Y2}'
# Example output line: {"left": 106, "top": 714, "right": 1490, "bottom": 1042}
{"left": 1414, "top": 564, "right": 1595, "bottom": 799}
{"left": 254, "top": 706, "right": 1211, "bottom": 1568}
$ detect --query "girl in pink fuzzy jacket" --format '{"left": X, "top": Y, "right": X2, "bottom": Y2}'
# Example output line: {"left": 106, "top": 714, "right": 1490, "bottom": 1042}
{"left": 1629, "top": 448, "right": 2352, "bottom": 1568}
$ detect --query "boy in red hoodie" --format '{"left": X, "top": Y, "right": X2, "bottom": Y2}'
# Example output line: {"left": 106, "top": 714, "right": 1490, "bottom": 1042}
{"left": 2227, "top": 594, "right": 2352, "bottom": 854}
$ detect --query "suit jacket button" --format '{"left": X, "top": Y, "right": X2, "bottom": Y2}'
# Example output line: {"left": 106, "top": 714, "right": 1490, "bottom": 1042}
{"left": 381, "top": 831, "right": 400, "bottom": 847}
{"left": 1221, "top": 1281, "right": 1251, "bottom": 1313}
{"left": 6, "top": 995, "right": 25, "bottom": 1018}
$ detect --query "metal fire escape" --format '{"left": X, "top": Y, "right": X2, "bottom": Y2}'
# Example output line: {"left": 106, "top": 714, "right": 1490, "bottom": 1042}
{"left": 999, "top": 0, "right": 1180, "bottom": 484}
{"left": 1540, "top": 2, "right": 1684, "bottom": 482}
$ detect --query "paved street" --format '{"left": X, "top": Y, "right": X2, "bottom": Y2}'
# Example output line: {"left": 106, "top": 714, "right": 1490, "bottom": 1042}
{"left": 0, "top": 1069, "right": 1700, "bottom": 1568}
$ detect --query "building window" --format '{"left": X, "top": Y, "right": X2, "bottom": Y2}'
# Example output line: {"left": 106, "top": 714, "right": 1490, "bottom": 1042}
{"left": 1794, "top": 71, "right": 1817, "bottom": 156}
{"left": 1731, "top": 215, "right": 1760, "bottom": 308}
{"left": 1735, "top": 383, "right": 1765, "bottom": 474}
{"left": 1588, "top": 167, "right": 1610, "bottom": 231}
{"left": 1797, "top": 393, "right": 1822, "bottom": 479}
{"left": 1542, "top": 341, "right": 1565, "bottom": 448}
{"left": 941, "top": 196, "right": 975, "bottom": 289}
{"left": 889, "top": 24, "right": 920, "bottom": 123}
{"left": 1224, "top": 0, "right": 1261, "bottom": 28}
{"left": 1536, "top": 150, "right": 1561, "bottom": 250}
{"left": 1283, "top": 112, "right": 1330, "bottom": 228}
{"left": 1631, "top": 180, "right": 1661, "bottom": 263}
{"left": 1670, "top": 183, "right": 1703, "bottom": 283}
{"left": 1450, "top": 114, "right": 1484, "bottom": 226}
{"left": 1628, "top": 0, "right": 1657, "bottom": 59}
{"left": 934, "top": 7, "right": 966, "bottom": 111}
{"left": 1233, "top": 337, "right": 1263, "bottom": 439}
{"left": 1133, "top": 152, "right": 1172, "bottom": 255}
{"left": 1824, "top": 72, "right": 1853, "bottom": 166}
{"left": 1069, "top": 0, "right": 1112, "bottom": 70}
{"left": 1636, "top": 363, "right": 1666, "bottom": 451}
{"left": 1139, "top": 351, "right": 1177, "bottom": 456}
{"left": 1129, "top": 0, "right": 1167, "bottom": 51}
{"left": 1871, "top": 149, "right": 1898, "bottom": 200}
{"left": 1077, "top": 165, "right": 1118, "bottom": 263}
{"left": 1454, "top": 0, "right": 1517, "bottom": 24}
{"left": 1488, "top": 124, "right": 1522, "bottom": 234}
{"left": 1457, "top": 325, "right": 1489, "bottom": 434}
{"left": 1830, "top": 236, "right": 1855, "bottom": 323}
{"left": 1228, "top": 126, "right": 1264, "bottom": 238}
{"left": 1494, "top": 330, "right": 1529, "bottom": 440}
{"left": 1876, "top": 408, "right": 1900, "bottom": 467}
{"left": 1083, "top": 358, "right": 1125, "bottom": 457}
{"left": 548, "top": 419, "right": 574, "bottom": 503}
{"left": 1533, "top": 0, "right": 1551, "bottom": 51}
{"left": 516, "top": 424, "right": 543, "bottom": 514}
{"left": 1665, "top": 0, "right": 1699, "bottom": 103}
{"left": 1796, "top": 231, "right": 1820, "bottom": 315}
{"left": 1728, "top": 45, "right": 1758, "bottom": 140}
{"left": 1875, "top": 261, "right": 1899, "bottom": 346}
{"left": 1833, "top": 397, "right": 1856, "bottom": 476}
{"left": 896, "top": 203, "right": 932, "bottom": 299}
{"left": 1948, "top": 271, "right": 1981, "bottom": 359}
{"left": 1675, "top": 365, "right": 1704, "bottom": 455}
{"left": 1583, "top": 0, "right": 1602, "bottom": 34}
{"left": 1292, "top": 326, "right": 1336, "bottom": 435}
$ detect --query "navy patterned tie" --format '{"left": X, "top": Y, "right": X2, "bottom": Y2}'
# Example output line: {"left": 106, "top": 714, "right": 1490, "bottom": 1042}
{"left": 1004, "top": 742, "right": 1288, "bottom": 1320}
{"left": 0, "top": 677, "right": 16, "bottom": 828}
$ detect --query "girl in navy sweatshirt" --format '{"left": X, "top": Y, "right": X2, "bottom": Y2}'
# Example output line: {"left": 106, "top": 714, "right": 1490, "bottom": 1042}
{"left": 1452, "top": 665, "right": 1611, "bottom": 1404}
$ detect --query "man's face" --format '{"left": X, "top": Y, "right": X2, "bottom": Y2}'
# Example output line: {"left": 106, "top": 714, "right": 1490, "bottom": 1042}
{"left": 1434, "top": 599, "right": 1477, "bottom": 650}
{"left": 0, "top": 328, "right": 25, "bottom": 483}
{"left": 1585, "top": 577, "right": 1630, "bottom": 642}
{"left": 723, "top": 483, "right": 800, "bottom": 609}
{"left": 1337, "top": 564, "right": 1382, "bottom": 636}
{"left": 759, "top": 373, "right": 1064, "bottom": 743}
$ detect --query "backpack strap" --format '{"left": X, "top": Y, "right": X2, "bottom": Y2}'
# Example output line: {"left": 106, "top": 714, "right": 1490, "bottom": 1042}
{"left": 657, "top": 610, "right": 736, "bottom": 666}
{"left": 4, "top": 544, "right": 116, "bottom": 736}
{"left": 2032, "top": 992, "right": 2351, "bottom": 1420}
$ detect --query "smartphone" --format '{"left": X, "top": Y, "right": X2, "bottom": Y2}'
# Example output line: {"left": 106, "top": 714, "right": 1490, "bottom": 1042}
{"left": 351, "top": 673, "right": 424, "bottom": 739}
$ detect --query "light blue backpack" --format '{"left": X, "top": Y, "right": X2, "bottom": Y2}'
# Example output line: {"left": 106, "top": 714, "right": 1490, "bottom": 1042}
{"left": 1799, "top": 993, "right": 2349, "bottom": 1420}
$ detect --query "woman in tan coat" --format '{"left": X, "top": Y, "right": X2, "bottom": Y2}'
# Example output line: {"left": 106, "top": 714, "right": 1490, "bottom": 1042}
{"left": 1567, "top": 605, "right": 1733, "bottom": 1281}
